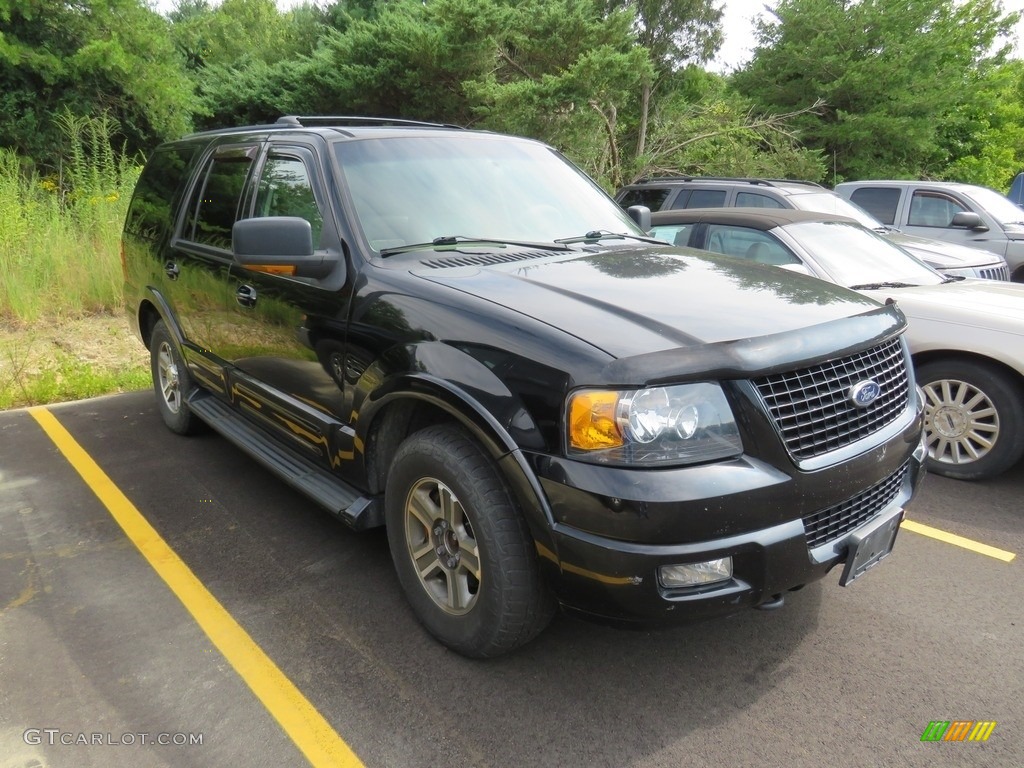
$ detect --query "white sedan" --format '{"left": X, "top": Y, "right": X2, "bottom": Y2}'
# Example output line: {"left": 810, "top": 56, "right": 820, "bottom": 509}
{"left": 650, "top": 207, "right": 1024, "bottom": 481}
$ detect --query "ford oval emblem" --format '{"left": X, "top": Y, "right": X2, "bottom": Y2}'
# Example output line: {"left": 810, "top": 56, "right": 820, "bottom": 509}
{"left": 849, "top": 380, "right": 881, "bottom": 408}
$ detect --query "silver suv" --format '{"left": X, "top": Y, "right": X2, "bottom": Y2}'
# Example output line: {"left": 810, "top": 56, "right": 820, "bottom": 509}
{"left": 836, "top": 179, "right": 1024, "bottom": 282}
{"left": 616, "top": 177, "right": 1010, "bottom": 281}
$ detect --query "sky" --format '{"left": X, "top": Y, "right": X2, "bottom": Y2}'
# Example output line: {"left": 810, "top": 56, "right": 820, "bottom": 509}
{"left": 709, "top": 0, "right": 1024, "bottom": 73}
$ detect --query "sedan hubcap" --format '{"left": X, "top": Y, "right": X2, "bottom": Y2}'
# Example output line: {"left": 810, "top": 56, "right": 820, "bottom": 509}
{"left": 157, "top": 342, "right": 182, "bottom": 414}
{"left": 404, "top": 478, "right": 481, "bottom": 615}
{"left": 922, "top": 378, "right": 999, "bottom": 466}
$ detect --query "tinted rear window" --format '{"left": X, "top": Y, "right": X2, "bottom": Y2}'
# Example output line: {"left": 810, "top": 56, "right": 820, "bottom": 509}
{"left": 124, "top": 144, "right": 200, "bottom": 241}
{"left": 849, "top": 187, "right": 900, "bottom": 225}
{"left": 671, "top": 189, "right": 727, "bottom": 209}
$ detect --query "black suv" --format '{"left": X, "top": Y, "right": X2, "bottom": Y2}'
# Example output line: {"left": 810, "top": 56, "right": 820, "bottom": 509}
{"left": 616, "top": 176, "right": 1010, "bottom": 280}
{"left": 123, "top": 117, "right": 925, "bottom": 657}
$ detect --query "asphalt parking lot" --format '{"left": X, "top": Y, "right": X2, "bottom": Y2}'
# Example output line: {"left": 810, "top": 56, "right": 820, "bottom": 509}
{"left": 1, "top": 390, "right": 1020, "bottom": 768}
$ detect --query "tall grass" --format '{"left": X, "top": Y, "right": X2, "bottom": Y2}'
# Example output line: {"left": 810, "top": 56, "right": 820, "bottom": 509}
{"left": 0, "top": 112, "right": 141, "bottom": 323}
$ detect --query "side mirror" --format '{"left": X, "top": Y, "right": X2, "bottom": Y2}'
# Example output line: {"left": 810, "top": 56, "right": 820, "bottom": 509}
{"left": 233, "top": 217, "right": 336, "bottom": 279}
{"left": 950, "top": 211, "right": 988, "bottom": 231}
{"left": 626, "top": 205, "right": 651, "bottom": 232}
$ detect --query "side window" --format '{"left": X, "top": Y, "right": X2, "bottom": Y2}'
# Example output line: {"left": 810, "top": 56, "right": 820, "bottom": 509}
{"left": 849, "top": 187, "right": 900, "bottom": 225}
{"left": 618, "top": 187, "right": 672, "bottom": 211}
{"left": 705, "top": 225, "right": 799, "bottom": 265}
{"left": 253, "top": 155, "right": 324, "bottom": 247}
{"left": 125, "top": 144, "right": 199, "bottom": 242}
{"left": 649, "top": 223, "right": 694, "bottom": 246}
{"left": 183, "top": 152, "right": 255, "bottom": 249}
{"left": 674, "top": 189, "right": 726, "bottom": 209}
{"left": 908, "top": 191, "right": 967, "bottom": 227}
{"left": 736, "top": 192, "right": 785, "bottom": 209}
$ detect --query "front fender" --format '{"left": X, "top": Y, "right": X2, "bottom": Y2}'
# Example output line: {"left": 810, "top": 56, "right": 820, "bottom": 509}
{"left": 353, "top": 341, "right": 564, "bottom": 551}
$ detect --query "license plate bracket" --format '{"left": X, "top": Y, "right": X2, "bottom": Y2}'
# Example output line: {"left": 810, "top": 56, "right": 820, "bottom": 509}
{"left": 839, "top": 507, "right": 903, "bottom": 586}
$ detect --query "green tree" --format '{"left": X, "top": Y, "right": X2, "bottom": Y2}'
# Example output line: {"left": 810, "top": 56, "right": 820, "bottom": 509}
{"left": 0, "top": 0, "right": 193, "bottom": 171}
{"left": 936, "top": 59, "right": 1024, "bottom": 188}
{"left": 635, "top": 85, "right": 827, "bottom": 181}
{"left": 606, "top": 0, "right": 723, "bottom": 158}
{"left": 466, "top": 0, "right": 651, "bottom": 186}
{"left": 733, "top": 0, "right": 1018, "bottom": 183}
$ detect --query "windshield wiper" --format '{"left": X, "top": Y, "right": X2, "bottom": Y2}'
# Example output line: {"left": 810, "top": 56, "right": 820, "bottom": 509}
{"left": 848, "top": 281, "right": 919, "bottom": 290}
{"left": 941, "top": 275, "right": 966, "bottom": 283}
{"left": 555, "top": 230, "right": 666, "bottom": 245}
{"left": 379, "top": 235, "right": 571, "bottom": 258}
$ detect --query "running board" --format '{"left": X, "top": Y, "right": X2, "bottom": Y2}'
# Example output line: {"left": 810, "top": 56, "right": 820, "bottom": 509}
{"left": 187, "top": 393, "right": 382, "bottom": 531}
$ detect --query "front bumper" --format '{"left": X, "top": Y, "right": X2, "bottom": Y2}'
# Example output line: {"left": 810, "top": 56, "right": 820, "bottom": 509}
{"left": 528, "top": 416, "right": 927, "bottom": 625}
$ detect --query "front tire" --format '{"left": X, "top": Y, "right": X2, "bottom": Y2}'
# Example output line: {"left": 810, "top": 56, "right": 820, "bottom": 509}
{"left": 385, "top": 424, "right": 555, "bottom": 657}
{"left": 150, "top": 320, "right": 201, "bottom": 435}
{"left": 918, "top": 359, "right": 1024, "bottom": 480}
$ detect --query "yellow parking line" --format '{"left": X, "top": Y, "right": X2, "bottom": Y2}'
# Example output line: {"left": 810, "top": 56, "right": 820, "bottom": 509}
{"left": 901, "top": 519, "right": 1015, "bottom": 563}
{"left": 28, "top": 407, "right": 364, "bottom": 768}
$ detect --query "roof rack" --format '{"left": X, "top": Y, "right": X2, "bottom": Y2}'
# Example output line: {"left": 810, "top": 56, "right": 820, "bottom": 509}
{"left": 632, "top": 175, "right": 824, "bottom": 189}
{"left": 275, "top": 115, "right": 464, "bottom": 130}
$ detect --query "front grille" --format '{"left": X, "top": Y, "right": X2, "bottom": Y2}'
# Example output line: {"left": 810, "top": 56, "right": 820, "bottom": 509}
{"left": 753, "top": 338, "right": 909, "bottom": 461}
{"left": 977, "top": 265, "right": 1009, "bottom": 281}
{"left": 803, "top": 461, "right": 909, "bottom": 548}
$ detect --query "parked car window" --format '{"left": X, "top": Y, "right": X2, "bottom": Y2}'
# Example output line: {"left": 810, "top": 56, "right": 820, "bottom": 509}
{"left": 908, "top": 192, "right": 967, "bottom": 228}
{"left": 848, "top": 188, "right": 901, "bottom": 225}
{"left": 789, "top": 220, "right": 942, "bottom": 286}
{"left": 618, "top": 187, "right": 672, "bottom": 210}
{"left": 125, "top": 144, "right": 199, "bottom": 242}
{"left": 705, "top": 224, "right": 799, "bottom": 265}
{"left": 736, "top": 192, "right": 785, "bottom": 208}
{"left": 184, "top": 152, "right": 255, "bottom": 249}
{"left": 254, "top": 155, "right": 324, "bottom": 247}
{"left": 672, "top": 189, "right": 727, "bottom": 209}
{"left": 958, "top": 184, "right": 1024, "bottom": 225}
{"left": 649, "top": 223, "right": 695, "bottom": 246}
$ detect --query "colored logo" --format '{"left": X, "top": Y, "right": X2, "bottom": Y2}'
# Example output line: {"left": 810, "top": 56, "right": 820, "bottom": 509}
{"left": 920, "top": 721, "right": 997, "bottom": 742}
{"left": 849, "top": 380, "right": 881, "bottom": 408}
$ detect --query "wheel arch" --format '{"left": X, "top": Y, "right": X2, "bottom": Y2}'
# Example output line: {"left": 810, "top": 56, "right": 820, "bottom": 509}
{"left": 911, "top": 349, "right": 1024, "bottom": 394}
{"left": 360, "top": 378, "right": 559, "bottom": 554}
{"left": 136, "top": 289, "right": 186, "bottom": 352}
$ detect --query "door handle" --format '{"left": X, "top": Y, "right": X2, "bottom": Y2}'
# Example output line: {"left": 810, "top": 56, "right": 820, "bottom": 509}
{"left": 235, "top": 284, "right": 258, "bottom": 308}
{"left": 164, "top": 261, "right": 179, "bottom": 280}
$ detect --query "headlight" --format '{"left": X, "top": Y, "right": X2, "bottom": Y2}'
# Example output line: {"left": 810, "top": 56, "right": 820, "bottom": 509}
{"left": 567, "top": 382, "right": 742, "bottom": 466}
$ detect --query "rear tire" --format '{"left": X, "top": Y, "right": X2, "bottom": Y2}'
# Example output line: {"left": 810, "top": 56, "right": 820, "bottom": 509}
{"left": 385, "top": 424, "right": 555, "bottom": 657}
{"left": 918, "top": 359, "right": 1024, "bottom": 480}
{"left": 150, "top": 320, "right": 201, "bottom": 435}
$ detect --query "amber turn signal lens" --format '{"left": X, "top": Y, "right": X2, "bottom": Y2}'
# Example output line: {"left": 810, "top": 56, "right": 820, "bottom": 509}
{"left": 569, "top": 391, "right": 623, "bottom": 450}
{"left": 242, "top": 264, "right": 297, "bottom": 276}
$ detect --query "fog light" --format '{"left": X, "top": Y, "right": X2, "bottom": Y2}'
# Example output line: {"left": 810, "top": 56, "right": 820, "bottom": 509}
{"left": 659, "top": 558, "right": 733, "bottom": 588}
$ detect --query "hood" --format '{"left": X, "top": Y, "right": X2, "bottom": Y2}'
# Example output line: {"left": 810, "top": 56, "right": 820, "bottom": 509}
{"left": 886, "top": 231, "right": 1005, "bottom": 269}
{"left": 414, "top": 246, "right": 881, "bottom": 358}
{"left": 861, "top": 278, "right": 1024, "bottom": 330}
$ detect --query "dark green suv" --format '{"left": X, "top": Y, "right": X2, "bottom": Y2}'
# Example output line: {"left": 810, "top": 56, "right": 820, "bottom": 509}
{"left": 123, "top": 117, "right": 926, "bottom": 657}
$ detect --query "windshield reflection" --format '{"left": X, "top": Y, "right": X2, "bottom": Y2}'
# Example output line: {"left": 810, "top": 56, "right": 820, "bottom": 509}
{"left": 789, "top": 192, "right": 881, "bottom": 228}
{"left": 966, "top": 186, "right": 1024, "bottom": 225}
{"left": 334, "top": 135, "right": 643, "bottom": 252}
{"left": 788, "top": 221, "right": 944, "bottom": 287}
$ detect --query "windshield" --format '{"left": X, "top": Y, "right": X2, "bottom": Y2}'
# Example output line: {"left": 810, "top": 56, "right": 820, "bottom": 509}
{"left": 964, "top": 185, "right": 1024, "bottom": 225}
{"left": 786, "top": 220, "right": 945, "bottom": 287}
{"left": 788, "top": 192, "right": 882, "bottom": 228}
{"left": 333, "top": 135, "right": 643, "bottom": 252}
